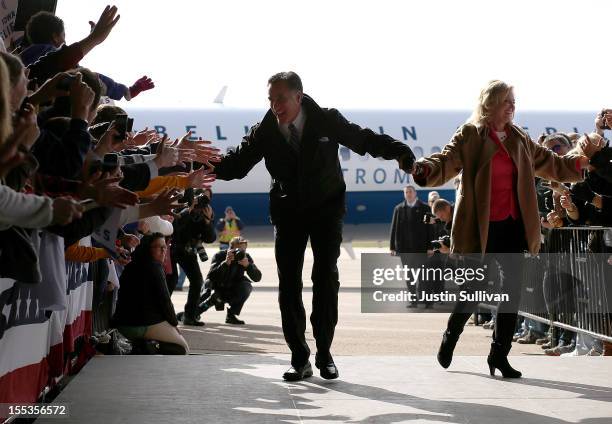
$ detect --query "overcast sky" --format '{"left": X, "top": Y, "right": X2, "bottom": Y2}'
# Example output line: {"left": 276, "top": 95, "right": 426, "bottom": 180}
{"left": 57, "top": 0, "right": 610, "bottom": 111}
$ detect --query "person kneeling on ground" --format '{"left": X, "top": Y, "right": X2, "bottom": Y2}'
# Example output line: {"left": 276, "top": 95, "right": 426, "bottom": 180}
{"left": 112, "top": 233, "right": 189, "bottom": 354}
{"left": 198, "top": 236, "right": 262, "bottom": 324}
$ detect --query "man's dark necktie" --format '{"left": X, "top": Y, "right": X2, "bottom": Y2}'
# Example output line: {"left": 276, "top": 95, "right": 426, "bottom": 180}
{"left": 288, "top": 123, "right": 300, "bottom": 152}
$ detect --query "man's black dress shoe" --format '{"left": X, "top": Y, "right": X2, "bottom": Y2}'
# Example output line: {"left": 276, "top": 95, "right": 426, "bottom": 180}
{"left": 282, "top": 361, "right": 313, "bottom": 381}
{"left": 316, "top": 359, "right": 339, "bottom": 380}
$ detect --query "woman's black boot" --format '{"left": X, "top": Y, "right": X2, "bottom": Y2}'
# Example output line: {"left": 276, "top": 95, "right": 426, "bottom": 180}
{"left": 487, "top": 342, "right": 522, "bottom": 378}
{"left": 437, "top": 330, "right": 460, "bottom": 369}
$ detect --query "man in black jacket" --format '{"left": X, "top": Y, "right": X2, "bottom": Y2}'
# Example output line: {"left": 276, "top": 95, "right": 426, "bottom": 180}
{"left": 170, "top": 192, "right": 216, "bottom": 326}
{"left": 200, "top": 236, "right": 262, "bottom": 325}
{"left": 389, "top": 185, "right": 434, "bottom": 307}
{"left": 214, "top": 72, "right": 415, "bottom": 381}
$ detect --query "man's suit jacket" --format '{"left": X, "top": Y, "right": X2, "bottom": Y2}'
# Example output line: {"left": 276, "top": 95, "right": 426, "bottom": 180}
{"left": 389, "top": 199, "right": 433, "bottom": 253}
{"left": 214, "top": 95, "right": 415, "bottom": 224}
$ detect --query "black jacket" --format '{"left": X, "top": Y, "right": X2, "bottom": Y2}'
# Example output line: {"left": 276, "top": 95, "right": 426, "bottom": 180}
{"left": 206, "top": 250, "right": 262, "bottom": 290}
{"left": 171, "top": 208, "right": 216, "bottom": 250}
{"left": 214, "top": 95, "right": 415, "bottom": 223}
{"left": 389, "top": 199, "right": 433, "bottom": 253}
{"left": 113, "top": 259, "right": 178, "bottom": 327}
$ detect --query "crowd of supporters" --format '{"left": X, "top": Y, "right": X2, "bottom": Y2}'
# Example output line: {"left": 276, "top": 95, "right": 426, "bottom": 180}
{"left": 0, "top": 6, "right": 223, "bottom": 361}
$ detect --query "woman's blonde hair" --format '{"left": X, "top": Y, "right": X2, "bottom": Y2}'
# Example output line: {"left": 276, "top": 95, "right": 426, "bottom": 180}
{"left": 0, "top": 57, "right": 11, "bottom": 145}
{"left": 468, "top": 80, "right": 513, "bottom": 126}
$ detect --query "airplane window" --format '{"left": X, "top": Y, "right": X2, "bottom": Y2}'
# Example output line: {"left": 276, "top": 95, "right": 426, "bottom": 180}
{"left": 339, "top": 147, "right": 350, "bottom": 161}
{"left": 431, "top": 146, "right": 441, "bottom": 154}
{"left": 413, "top": 147, "right": 424, "bottom": 158}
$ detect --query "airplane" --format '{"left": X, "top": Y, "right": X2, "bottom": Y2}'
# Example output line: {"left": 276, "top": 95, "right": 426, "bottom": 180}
{"left": 125, "top": 103, "right": 598, "bottom": 226}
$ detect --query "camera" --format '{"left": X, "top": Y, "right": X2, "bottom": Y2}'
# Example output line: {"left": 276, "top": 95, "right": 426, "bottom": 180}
{"left": 113, "top": 114, "right": 134, "bottom": 141}
{"left": 196, "top": 242, "right": 208, "bottom": 262}
{"left": 423, "top": 212, "right": 439, "bottom": 225}
{"left": 57, "top": 74, "right": 77, "bottom": 91}
{"left": 431, "top": 235, "right": 451, "bottom": 251}
{"left": 89, "top": 153, "right": 119, "bottom": 175}
{"left": 231, "top": 248, "right": 246, "bottom": 262}
{"left": 193, "top": 194, "right": 210, "bottom": 209}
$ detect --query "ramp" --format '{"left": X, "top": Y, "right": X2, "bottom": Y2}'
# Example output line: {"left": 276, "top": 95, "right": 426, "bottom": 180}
{"left": 37, "top": 354, "right": 612, "bottom": 423}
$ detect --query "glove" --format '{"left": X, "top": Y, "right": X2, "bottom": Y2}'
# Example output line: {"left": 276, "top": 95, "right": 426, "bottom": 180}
{"left": 570, "top": 181, "right": 595, "bottom": 203}
{"left": 129, "top": 76, "right": 155, "bottom": 99}
{"left": 590, "top": 147, "right": 612, "bottom": 183}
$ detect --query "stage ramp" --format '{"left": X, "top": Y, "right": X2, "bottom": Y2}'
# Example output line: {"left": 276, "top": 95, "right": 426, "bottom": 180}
{"left": 37, "top": 354, "right": 612, "bottom": 424}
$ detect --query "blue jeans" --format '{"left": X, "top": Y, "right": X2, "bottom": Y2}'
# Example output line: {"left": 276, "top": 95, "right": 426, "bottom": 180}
{"left": 175, "top": 265, "right": 187, "bottom": 290}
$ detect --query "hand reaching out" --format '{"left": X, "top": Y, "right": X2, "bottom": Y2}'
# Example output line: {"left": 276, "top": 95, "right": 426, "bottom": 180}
{"left": 186, "top": 167, "right": 216, "bottom": 189}
{"left": 129, "top": 76, "right": 155, "bottom": 99}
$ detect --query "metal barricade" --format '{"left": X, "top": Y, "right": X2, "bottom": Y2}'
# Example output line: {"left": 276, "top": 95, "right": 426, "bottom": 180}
{"left": 479, "top": 227, "right": 612, "bottom": 343}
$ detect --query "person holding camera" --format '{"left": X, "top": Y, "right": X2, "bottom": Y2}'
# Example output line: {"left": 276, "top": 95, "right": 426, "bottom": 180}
{"left": 432, "top": 198, "right": 454, "bottom": 254}
{"left": 169, "top": 190, "right": 216, "bottom": 326}
{"left": 198, "top": 236, "right": 261, "bottom": 325}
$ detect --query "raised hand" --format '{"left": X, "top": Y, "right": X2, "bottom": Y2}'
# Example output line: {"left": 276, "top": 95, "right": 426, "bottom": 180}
{"left": 79, "top": 171, "right": 138, "bottom": 209}
{"left": 129, "top": 76, "right": 155, "bottom": 99}
{"left": 154, "top": 136, "right": 179, "bottom": 168}
{"left": 578, "top": 133, "right": 605, "bottom": 158}
{"left": 149, "top": 188, "right": 184, "bottom": 216}
{"left": 95, "top": 122, "right": 123, "bottom": 155}
{"left": 52, "top": 197, "right": 84, "bottom": 225}
{"left": 125, "top": 128, "right": 159, "bottom": 147}
{"left": 186, "top": 167, "right": 216, "bottom": 189}
{"left": 70, "top": 73, "right": 95, "bottom": 122}
{"left": 28, "top": 72, "right": 72, "bottom": 105}
{"left": 11, "top": 103, "right": 40, "bottom": 151}
{"left": 546, "top": 211, "right": 564, "bottom": 228}
{"left": 89, "top": 5, "right": 120, "bottom": 46}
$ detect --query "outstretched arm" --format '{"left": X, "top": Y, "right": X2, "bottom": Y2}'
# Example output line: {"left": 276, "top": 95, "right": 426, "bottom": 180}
{"left": 214, "top": 125, "right": 265, "bottom": 180}
{"left": 327, "top": 109, "right": 415, "bottom": 171}
{"left": 411, "top": 126, "right": 467, "bottom": 187}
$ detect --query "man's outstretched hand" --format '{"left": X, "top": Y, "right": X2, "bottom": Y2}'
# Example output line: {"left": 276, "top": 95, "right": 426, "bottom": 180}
{"left": 397, "top": 152, "right": 416, "bottom": 174}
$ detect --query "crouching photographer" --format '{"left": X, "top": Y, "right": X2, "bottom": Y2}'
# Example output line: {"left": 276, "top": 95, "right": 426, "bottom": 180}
{"left": 198, "top": 237, "right": 262, "bottom": 325}
{"left": 170, "top": 190, "right": 216, "bottom": 326}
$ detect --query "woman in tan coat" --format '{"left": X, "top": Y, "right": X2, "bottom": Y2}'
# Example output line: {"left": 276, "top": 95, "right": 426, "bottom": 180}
{"left": 411, "top": 80, "right": 599, "bottom": 378}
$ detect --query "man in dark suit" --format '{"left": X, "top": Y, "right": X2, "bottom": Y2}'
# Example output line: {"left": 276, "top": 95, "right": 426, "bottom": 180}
{"left": 213, "top": 71, "right": 415, "bottom": 381}
{"left": 389, "top": 185, "right": 434, "bottom": 307}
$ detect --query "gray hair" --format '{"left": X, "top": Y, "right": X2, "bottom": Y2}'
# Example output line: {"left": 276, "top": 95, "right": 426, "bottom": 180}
{"left": 268, "top": 71, "right": 303, "bottom": 92}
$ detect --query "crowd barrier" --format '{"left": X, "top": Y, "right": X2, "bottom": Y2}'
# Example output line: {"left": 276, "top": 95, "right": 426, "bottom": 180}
{"left": 0, "top": 235, "right": 96, "bottom": 420}
{"left": 478, "top": 227, "right": 612, "bottom": 343}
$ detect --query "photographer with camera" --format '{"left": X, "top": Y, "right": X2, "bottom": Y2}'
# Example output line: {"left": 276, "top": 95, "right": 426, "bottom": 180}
{"left": 198, "top": 236, "right": 261, "bottom": 325}
{"left": 169, "top": 190, "right": 216, "bottom": 326}
{"left": 431, "top": 199, "right": 454, "bottom": 255}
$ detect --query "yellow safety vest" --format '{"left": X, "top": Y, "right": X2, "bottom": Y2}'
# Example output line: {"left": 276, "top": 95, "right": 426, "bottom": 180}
{"left": 219, "top": 219, "right": 241, "bottom": 243}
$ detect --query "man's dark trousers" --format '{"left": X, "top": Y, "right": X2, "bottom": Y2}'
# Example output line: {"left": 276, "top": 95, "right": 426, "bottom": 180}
{"left": 275, "top": 215, "right": 342, "bottom": 368}
{"left": 171, "top": 248, "right": 204, "bottom": 319}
